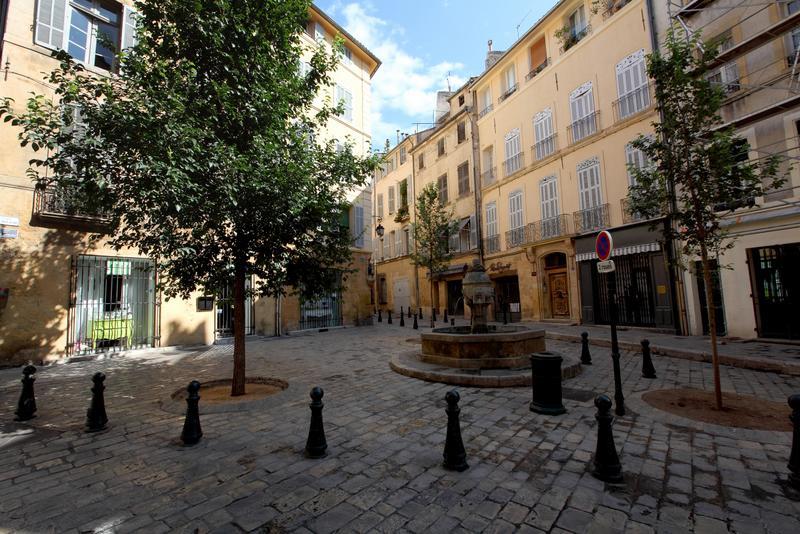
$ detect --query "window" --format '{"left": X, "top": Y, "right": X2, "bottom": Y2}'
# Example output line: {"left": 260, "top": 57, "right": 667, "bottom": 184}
{"left": 419, "top": 153, "right": 425, "bottom": 169}
{"left": 503, "top": 129, "right": 522, "bottom": 176}
{"left": 533, "top": 109, "right": 556, "bottom": 160}
{"left": 479, "top": 88, "right": 493, "bottom": 117}
{"left": 389, "top": 231, "right": 396, "bottom": 258}
{"left": 625, "top": 143, "right": 648, "bottom": 186}
{"left": 341, "top": 46, "right": 353, "bottom": 66}
{"left": 500, "top": 65, "right": 517, "bottom": 101}
{"left": 437, "top": 138, "right": 446, "bottom": 157}
{"left": 382, "top": 238, "right": 390, "bottom": 260}
{"left": 314, "top": 21, "right": 326, "bottom": 43}
{"left": 789, "top": 0, "right": 800, "bottom": 15}
{"left": 298, "top": 60, "right": 312, "bottom": 77}
{"left": 403, "top": 228, "right": 411, "bottom": 256}
{"left": 458, "top": 94, "right": 465, "bottom": 106}
{"left": 438, "top": 174, "right": 449, "bottom": 204}
{"left": 36, "top": 0, "right": 137, "bottom": 72}
{"left": 615, "top": 49, "right": 650, "bottom": 120}
{"left": 457, "top": 216, "right": 477, "bottom": 252}
{"left": 569, "top": 82, "right": 597, "bottom": 143}
{"left": 540, "top": 176, "right": 559, "bottom": 220}
{"left": 578, "top": 158, "right": 602, "bottom": 210}
{"left": 457, "top": 121, "right": 466, "bottom": 144}
{"left": 377, "top": 193, "right": 384, "bottom": 219}
{"left": 706, "top": 62, "right": 740, "bottom": 95}
{"left": 508, "top": 190, "right": 525, "bottom": 247}
{"left": 569, "top": 6, "right": 587, "bottom": 39}
{"left": 399, "top": 147, "right": 407, "bottom": 165}
{"left": 457, "top": 162, "right": 470, "bottom": 196}
{"left": 388, "top": 186, "right": 396, "bottom": 214}
{"left": 485, "top": 202, "right": 498, "bottom": 237}
{"left": 394, "top": 230, "right": 402, "bottom": 256}
{"left": 353, "top": 205, "right": 365, "bottom": 248}
{"left": 335, "top": 85, "right": 354, "bottom": 122}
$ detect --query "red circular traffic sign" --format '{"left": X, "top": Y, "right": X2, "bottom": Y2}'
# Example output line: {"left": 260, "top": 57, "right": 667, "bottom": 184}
{"left": 596, "top": 230, "right": 613, "bottom": 261}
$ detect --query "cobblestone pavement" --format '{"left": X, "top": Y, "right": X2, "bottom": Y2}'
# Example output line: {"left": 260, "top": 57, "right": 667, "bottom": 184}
{"left": 1, "top": 324, "right": 799, "bottom": 533}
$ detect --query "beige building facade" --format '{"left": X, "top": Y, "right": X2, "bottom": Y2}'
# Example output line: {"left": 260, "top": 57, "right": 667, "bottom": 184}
{"left": 0, "top": 1, "right": 379, "bottom": 365}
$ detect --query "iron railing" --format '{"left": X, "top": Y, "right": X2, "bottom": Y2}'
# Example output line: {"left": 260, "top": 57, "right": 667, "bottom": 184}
{"left": 498, "top": 83, "right": 518, "bottom": 103}
{"left": 600, "top": 0, "right": 632, "bottom": 20}
{"left": 525, "top": 58, "right": 551, "bottom": 81}
{"left": 620, "top": 198, "right": 646, "bottom": 224}
{"left": 481, "top": 167, "right": 497, "bottom": 188}
{"left": 503, "top": 152, "right": 524, "bottom": 177}
{"left": 33, "top": 185, "right": 109, "bottom": 222}
{"left": 299, "top": 288, "right": 343, "bottom": 330}
{"left": 484, "top": 235, "right": 500, "bottom": 254}
{"left": 478, "top": 104, "right": 494, "bottom": 119}
{"left": 533, "top": 134, "right": 558, "bottom": 161}
{"left": 505, "top": 227, "right": 528, "bottom": 249}
{"left": 560, "top": 25, "right": 591, "bottom": 52}
{"left": 527, "top": 214, "right": 571, "bottom": 243}
{"left": 612, "top": 83, "right": 654, "bottom": 123}
{"left": 567, "top": 111, "right": 600, "bottom": 145}
{"left": 573, "top": 203, "right": 610, "bottom": 234}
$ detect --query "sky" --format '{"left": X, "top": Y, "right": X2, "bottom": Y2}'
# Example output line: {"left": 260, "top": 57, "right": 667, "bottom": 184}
{"left": 318, "top": 0, "right": 553, "bottom": 151}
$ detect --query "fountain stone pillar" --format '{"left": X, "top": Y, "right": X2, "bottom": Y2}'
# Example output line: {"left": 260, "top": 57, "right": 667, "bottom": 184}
{"left": 462, "top": 260, "right": 495, "bottom": 334}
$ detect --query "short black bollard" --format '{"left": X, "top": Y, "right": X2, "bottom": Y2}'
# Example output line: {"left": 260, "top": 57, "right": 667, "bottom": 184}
{"left": 503, "top": 305, "right": 508, "bottom": 325}
{"left": 400, "top": 310, "right": 405, "bottom": 327}
{"left": 14, "top": 365, "right": 37, "bottom": 422}
{"left": 592, "top": 395, "right": 623, "bottom": 483}
{"left": 443, "top": 390, "right": 469, "bottom": 472}
{"left": 580, "top": 332, "right": 592, "bottom": 365}
{"left": 305, "top": 387, "right": 328, "bottom": 459}
{"left": 529, "top": 352, "right": 566, "bottom": 415}
{"left": 789, "top": 394, "right": 800, "bottom": 490}
{"left": 432, "top": 307, "right": 437, "bottom": 323}
{"left": 443, "top": 308, "right": 448, "bottom": 324}
{"left": 388, "top": 310, "right": 392, "bottom": 324}
{"left": 85, "top": 372, "right": 108, "bottom": 432}
{"left": 408, "top": 306, "right": 412, "bottom": 319}
{"left": 451, "top": 318, "right": 455, "bottom": 326}
{"left": 378, "top": 309, "right": 382, "bottom": 323}
{"left": 641, "top": 339, "right": 656, "bottom": 379}
{"left": 181, "top": 381, "right": 203, "bottom": 446}
{"left": 413, "top": 313, "right": 418, "bottom": 329}
{"left": 419, "top": 308, "right": 423, "bottom": 320}
{"left": 400, "top": 306, "right": 404, "bottom": 318}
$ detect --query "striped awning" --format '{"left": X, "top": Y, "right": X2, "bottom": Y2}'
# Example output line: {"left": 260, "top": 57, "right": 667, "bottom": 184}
{"left": 575, "top": 242, "right": 661, "bottom": 262}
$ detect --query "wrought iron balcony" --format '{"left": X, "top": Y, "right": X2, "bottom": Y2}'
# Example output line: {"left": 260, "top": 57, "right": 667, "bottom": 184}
{"left": 599, "top": 0, "right": 632, "bottom": 20}
{"left": 620, "top": 198, "right": 647, "bottom": 224}
{"left": 503, "top": 152, "right": 524, "bottom": 177}
{"left": 532, "top": 134, "right": 557, "bottom": 161}
{"left": 567, "top": 111, "right": 599, "bottom": 145}
{"left": 478, "top": 103, "right": 494, "bottom": 119}
{"left": 573, "top": 203, "right": 610, "bottom": 234}
{"left": 481, "top": 167, "right": 496, "bottom": 188}
{"left": 560, "top": 25, "right": 591, "bottom": 52}
{"left": 613, "top": 83, "right": 654, "bottom": 123}
{"left": 498, "top": 83, "right": 518, "bottom": 104}
{"left": 484, "top": 234, "right": 500, "bottom": 254}
{"left": 525, "top": 58, "right": 551, "bottom": 82}
{"left": 505, "top": 227, "right": 528, "bottom": 249}
{"left": 527, "top": 214, "right": 571, "bottom": 243}
{"left": 33, "top": 184, "right": 109, "bottom": 223}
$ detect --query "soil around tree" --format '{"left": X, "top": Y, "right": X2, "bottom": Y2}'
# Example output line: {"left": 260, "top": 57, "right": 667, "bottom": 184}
{"left": 642, "top": 388, "right": 791, "bottom": 432}
{"left": 171, "top": 377, "right": 288, "bottom": 405}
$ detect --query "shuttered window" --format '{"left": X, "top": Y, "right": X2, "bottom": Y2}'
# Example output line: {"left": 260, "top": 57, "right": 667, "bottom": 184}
{"left": 485, "top": 202, "right": 497, "bottom": 237}
{"left": 625, "top": 144, "right": 648, "bottom": 186}
{"left": 457, "top": 162, "right": 470, "bottom": 196}
{"left": 533, "top": 109, "right": 555, "bottom": 160}
{"left": 353, "top": 205, "right": 365, "bottom": 248}
{"left": 509, "top": 190, "right": 524, "bottom": 230}
{"left": 336, "top": 85, "right": 353, "bottom": 122}
{"left": 438, "top": 174, "right": 448, "bottom": 204}
{"left": 388, "top": 186, "right": 395, "bottom": 214}
{"left": 616, "top": 50, "right": 649, "bottom": 119}
{"left": 577, "top": 159, "right": 602, "bottom": 210}
{"left": 36, "top": 0, "right": 67, "bottom": 49}
{"left": 540, "top": 176, "right": 559, "bottom": 220}
{"left": 504, "top": 129, "right": 522, "bottom": 175}
{"left": 377, "top": 193, "right": 384, "bottom": 218}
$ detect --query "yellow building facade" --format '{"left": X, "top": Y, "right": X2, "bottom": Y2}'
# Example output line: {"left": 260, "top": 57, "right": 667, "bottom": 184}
{"left": 0, "top": 1, "right": 379, "bottom": 365}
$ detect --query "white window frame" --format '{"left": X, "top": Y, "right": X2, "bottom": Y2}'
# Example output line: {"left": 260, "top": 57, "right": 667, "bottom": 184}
{"left": 615, "top": 49, "right": 650, "bottom": 119}
{"left": 539, "top": 176, "right": 559, "bottom": 220}
{"left": 625, "top": 143, "right": 648, "bottom": 187}
{"left": 503, "top": 129, "right": 522, "bottom": 176}
{"left": 353, "top": 204, "right": 365, "bottom": 248}
{"left": 577, "top": 157, "right": 602, "bottom": 211}
{"left": 569, "top": 82, "right": 596, "bottom": 142}
{"left": 377, "top": 193, "right": 384, "bottom": 219}
{"left": 335, "top": 85, "right": 354, "bottom": 122}
{"left": 388, "top": 186, "right": 395, "bottom": 214}
{"left": 533, "top": 109, "right": 556, "bottom": 160}
{"left": 508, "top": 190, "right": 524, "bottom": 230}
{"left": 503, "top": 64, "right": 517, "bottom": 94}
{"left": 485, "top": 202, "right": 498, "bottom": 237}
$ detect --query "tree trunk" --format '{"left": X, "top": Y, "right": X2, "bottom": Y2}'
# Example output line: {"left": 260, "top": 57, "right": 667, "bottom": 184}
{"left": 699, "top": 245, "right": 723, "bottom": 410}
{"left": 429, "top": 267, "right": 435, "bottom": 329}
{"left": 231, "top": 262, "right": 247, "bottom": 397}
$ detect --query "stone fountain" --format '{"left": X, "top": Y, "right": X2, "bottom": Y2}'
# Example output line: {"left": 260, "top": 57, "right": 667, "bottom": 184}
{"left": 390, "top": 260, "right": 582, "bottom": 387}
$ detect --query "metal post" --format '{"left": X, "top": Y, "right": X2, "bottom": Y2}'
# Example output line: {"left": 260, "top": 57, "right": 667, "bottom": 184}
{"left": 85, "top": 372, "right": 108, "bottom": 432}
{"left": 442, "top": 390, "right": 469, "bottom": 471}
{"left": 305, "top": 387, "right": 328, "bottom": 459}
{"left": 789, "top": 394, "right": 800, "bottom": 490}
{"left": 413, "top": 313, "right": 418, "bottom": 329}
{"left": 580, "top": 332, "right": 592, "bottom": 365}
{"left": 608, "top": 270, "right": 625, "bottom": 416}
{"left": 14, "top": 365, "right": 37, "bottom": 421}
{"left": 181, "top": 381, "right": 203, "bottom": 445}
{"left": 641, "top": 339, "right": 657, "bottom": 379}
{"left": 592, "top": 395, "right": 623, "bottom": 483}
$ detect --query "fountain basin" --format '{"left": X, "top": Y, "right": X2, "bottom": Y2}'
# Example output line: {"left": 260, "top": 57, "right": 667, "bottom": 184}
{"left": 420, "top": 325, "right": 546, "bottom": 369}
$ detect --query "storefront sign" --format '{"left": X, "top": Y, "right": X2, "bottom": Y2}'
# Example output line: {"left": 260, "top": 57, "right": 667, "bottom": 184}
{"left": 597, "top": 260, "right": 616, "bottom": 273}
{"left": 0, "top": 228, "right": 18, "bottom": 239}
{"left": 0, "top": 216, "right": 19, "bottom": 226}
{"left": 488, "top": 262, "right": 512, "bottom": 272}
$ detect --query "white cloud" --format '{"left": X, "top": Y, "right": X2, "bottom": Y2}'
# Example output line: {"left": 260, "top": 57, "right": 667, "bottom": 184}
{"left": 332, "top": 3, "right": 467, "bottom": 150}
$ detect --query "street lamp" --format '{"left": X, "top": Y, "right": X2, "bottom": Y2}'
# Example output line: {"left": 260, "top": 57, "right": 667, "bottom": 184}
{"left": 374, "top": 219, "right": 384, "bottom": 316}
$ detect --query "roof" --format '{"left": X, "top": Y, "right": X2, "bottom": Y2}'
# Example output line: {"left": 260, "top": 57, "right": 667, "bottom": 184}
{"left": 310, "top": 4, "right": 382, "bottom": 77}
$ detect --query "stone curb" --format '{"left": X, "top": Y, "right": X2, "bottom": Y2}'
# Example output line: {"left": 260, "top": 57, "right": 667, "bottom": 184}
{"left": 545, "top": 332, "right": 800, "bottom": 376}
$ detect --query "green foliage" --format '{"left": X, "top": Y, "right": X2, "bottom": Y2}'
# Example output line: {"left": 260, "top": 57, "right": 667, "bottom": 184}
{"left": 626, "top": 28, "right": 786, "bottom": 265}
{"left": 0, "top": 0, "right": 380, "bottom": 302}
{"left": 409, "top": 182, "right": 457, "bottom": 276}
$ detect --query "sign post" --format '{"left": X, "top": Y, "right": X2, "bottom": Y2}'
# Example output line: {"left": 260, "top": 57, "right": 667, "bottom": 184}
{"left": 596, "top": 231, "right": 625, "bottom": 416}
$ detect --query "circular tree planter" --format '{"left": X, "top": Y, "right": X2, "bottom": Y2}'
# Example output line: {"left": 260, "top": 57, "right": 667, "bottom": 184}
{"left": 642, "top": 388, "right": 791, "bottom": 432}
{"left": 166, "top": 377, "right": 289, "bottom": 414}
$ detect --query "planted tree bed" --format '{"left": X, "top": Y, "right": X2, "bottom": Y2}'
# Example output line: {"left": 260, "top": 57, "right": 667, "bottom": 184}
{"left": 642, "top": 388, "right": 791, "bottom": 431}
{"left": 172, "top": 378, "right": 288, "bottom": 405}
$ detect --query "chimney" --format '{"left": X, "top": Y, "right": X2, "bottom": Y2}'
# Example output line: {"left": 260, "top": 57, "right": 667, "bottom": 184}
{"left": 434, "top": 90, "right": 452, "bottom": 122}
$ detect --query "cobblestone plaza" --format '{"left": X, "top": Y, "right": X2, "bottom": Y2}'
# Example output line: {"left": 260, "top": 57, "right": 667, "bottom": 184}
{"left": 1, "top": 325, "right": 799, "bottom": 533}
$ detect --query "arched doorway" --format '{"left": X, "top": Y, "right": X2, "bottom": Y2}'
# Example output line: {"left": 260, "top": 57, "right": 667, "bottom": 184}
{"left": 543, "top": 252, "right": 570, "bottom": 319}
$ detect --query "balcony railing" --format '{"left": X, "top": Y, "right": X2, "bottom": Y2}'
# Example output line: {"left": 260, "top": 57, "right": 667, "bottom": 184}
{"left": 503, "top": 152, "right": 524, "bottom": 177}
{"left": 498, "top": 83, "right": 518, "bottom": 104}
{"left": 525, "top": 58, "right": 551, "bottom": 82}
{"left": 620, "top": 198, "right": 647, "bottom": 224}
{"left": 478, "top": 104, "right": 494, "bottom": 119}
{"left": 505, "top": 227, "right": 528, "bottom": 249}
{"left": 484, "top": 235, "right": 500, "bottom": 254}
{"left": 567, "top": 111, "right": 600, "bottom": 145}
{"left": 600, "top": 0, "right": 632, "bottom": 20}
{"left": 532, "top": 134, "right": 557, "bottom": 161}
{"left": 573, "top": 203, "right": 610, "bottom": 234}
{"left": 527, "top": 214, "right": 571, "bottom": 243}
{"left": 33, "top": 185, "right": 109, "bottom": 223}
{"left": 481, "top": 166, "right": 497, "bottom": 188}
{"left": 560, "top": 25, "right": 591, "bottom": 52}
{"left": 613, "top": 84, "right": 654, "bottom": 123}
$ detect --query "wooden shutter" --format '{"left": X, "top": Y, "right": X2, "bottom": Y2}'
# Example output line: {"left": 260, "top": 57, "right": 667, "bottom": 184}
{"left": 377, "top": 194, "right": 384, "bottom": 218}
{"left": 509, "top": 191, "right": 524, "bottom": 229}
{"left": 625, "top": 144, "right": 646, "bottom": 186}
{"left": 469, "top": 214, "right": 477, "bottom": 249}
{"left": 354, "top": 205, "right": 364, "bottom": 247}
{"left": 388, "top": 186, "right": 395, "bottom": 213}
{"left": 35, "top": 0, "right": 67, "bottom": 49}
{"left": 540, "top": 177, "right": 559, "bottom": 220}
{"left": 578, "top": 160, "right": 602, "bottom": 210}
{"left": 486, "top": 202, "right": 497, "bottom": 236}
{"left": 121, "top": 5, "right": 138, "bottom": 51}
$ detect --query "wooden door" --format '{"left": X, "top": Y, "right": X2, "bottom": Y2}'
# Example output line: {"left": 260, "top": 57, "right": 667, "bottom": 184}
{"left": 549, "top": 272, "right": 570, "bottom": 318}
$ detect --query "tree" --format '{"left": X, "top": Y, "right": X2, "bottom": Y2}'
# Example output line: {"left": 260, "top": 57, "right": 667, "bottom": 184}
{"left": 0, "top": 0, "right": 378, "bottom": 396}
{"left": 409, "top": 183, "right": 458, "bottom": 328}
{"left": 626, "top": 28, "right": 785, "bottom": 410}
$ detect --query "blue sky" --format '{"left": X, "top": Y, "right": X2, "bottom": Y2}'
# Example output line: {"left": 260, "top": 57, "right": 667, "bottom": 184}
{"left": 318, "top": 1, "right": 552, "bottom": 150}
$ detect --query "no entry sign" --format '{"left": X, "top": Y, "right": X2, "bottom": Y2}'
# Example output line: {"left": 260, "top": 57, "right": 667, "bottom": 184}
{"left": 595, "top": 230, "right": 613, "bottom": 261}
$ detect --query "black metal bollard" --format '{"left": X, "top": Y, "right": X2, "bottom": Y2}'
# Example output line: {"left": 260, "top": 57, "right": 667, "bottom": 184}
{"left": 580, "top": 332, "right": 592, "bottom": 365}
{"left": 789, "top": 394, "right": 800, "bottom": 490}
{"left": 443, "top": 308, "right": 448, "bottom": 324}
{"left": 378, "top": 309, "right": 382, "bottom": 323}
{"left": 529, "top": 352, "right": 566, "bottom": 415}
{"left": 503, "top": 305, "right": 508, "bottom": 325}
{"left": 400, "top": 306, "right": 404, "bottom": 319}
{"left": 592, "top": 395, "right": 623, "bottom": 483}
{"left": 432, "top": 308, "right": 437, "bottom": 323}
{"left": 85, "top": 372, "right": 108, "bottom": 432}
{"left": 181, "top": 381, "right": 203, "bottom": 446}
{"left": 443, "top": 390, "right": 469, "bottom": 471}
{"left": 400, "top": 309, "right": 405, "bottom": 327}
{"left": 413, "top": 313, "right": 418, "bottom": 329}
{"left": 641, "top": 339, "right": 656, "bottom": 379}
{"left": 408, "top": 306, "right": 412, "bottom": 319}
{"left": 305, "top": 387, "right": 328, "bottom": 459}
{"left": 451, "top": 318, "right": 455, "bottom": 326}
{"left": 14, "top": 365, "right": 37, "bottom": 421}
{"left": 388, "top": 310, "right": 393, "bottom": 324}
{"left": 419, "top": 307, "right": 423, "bottom": 320}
